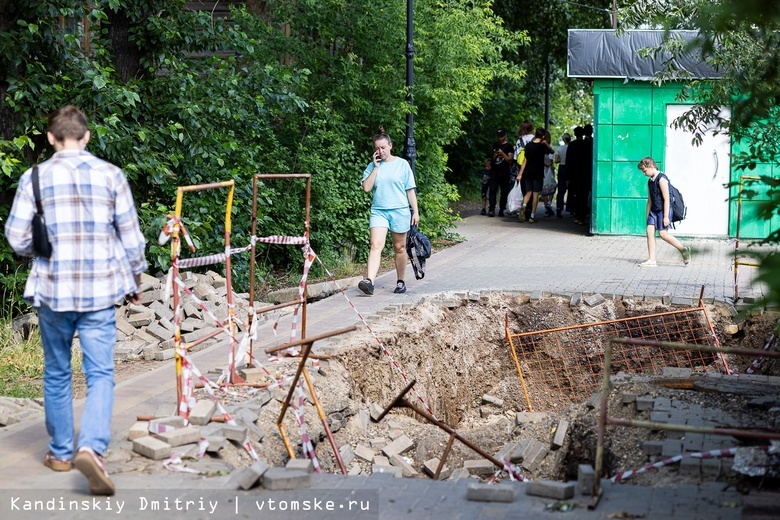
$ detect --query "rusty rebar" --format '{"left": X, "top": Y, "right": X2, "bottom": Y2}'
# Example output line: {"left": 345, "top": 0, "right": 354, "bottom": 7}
{"left": 379, "top": 380, "right": 523, "bottom": 480}
{"left": 594, "top": 336, "right": 780, "bottom": 507}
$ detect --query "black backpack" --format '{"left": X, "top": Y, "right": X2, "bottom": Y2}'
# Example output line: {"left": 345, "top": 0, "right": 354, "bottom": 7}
{"left": 661, "top": 173, "right": 687, "bottom": 226}
{"left": 406, "top": 224, "right": 431, "bottom": 280}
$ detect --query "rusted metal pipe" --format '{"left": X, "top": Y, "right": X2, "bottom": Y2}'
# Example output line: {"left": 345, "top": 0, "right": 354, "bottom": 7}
{"left": 379, "top": 380, "right": 523, "bottom": 480}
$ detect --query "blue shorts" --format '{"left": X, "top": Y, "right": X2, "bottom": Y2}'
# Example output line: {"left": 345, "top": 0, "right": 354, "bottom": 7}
{"left": 370, "top": 206, "right": 411, "bottom": 233}
{"left": 647, "top": 209, "right": 672, "bottom": 231}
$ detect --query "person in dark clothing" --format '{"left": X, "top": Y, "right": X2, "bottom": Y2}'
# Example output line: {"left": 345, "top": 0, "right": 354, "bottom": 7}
{"left": 488, "top": 129, "right": 515, "bottom": 217}
{"left": 573, "top": 124, "right": 594, "bottom": 225}
{"left": 565, "top": 126, "right": 586, "bottom": 222}
{"left": 479, "top": 158, "right": 491, "bottom": 215}
{"left": 516, "top": 127, "right": 554, "bottom": 223}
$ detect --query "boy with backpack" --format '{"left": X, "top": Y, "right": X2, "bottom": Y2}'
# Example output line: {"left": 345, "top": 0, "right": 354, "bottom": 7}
{"left": 637, "top": 157, "right": 690, "bottom": 267}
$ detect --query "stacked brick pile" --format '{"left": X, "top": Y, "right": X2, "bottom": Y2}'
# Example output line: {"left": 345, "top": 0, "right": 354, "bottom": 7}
{"left": 115, "top": 271, "right": 272, "bottom": 362}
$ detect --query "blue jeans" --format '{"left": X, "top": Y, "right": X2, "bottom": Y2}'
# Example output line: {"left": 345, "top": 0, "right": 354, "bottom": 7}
{"left": 38, "top": 305, "right": 116, "bottom": 460}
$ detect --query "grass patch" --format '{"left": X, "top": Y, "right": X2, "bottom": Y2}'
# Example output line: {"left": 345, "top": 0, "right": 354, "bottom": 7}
{"left": 0, "top": 318, "right": 84, "bottom": 399}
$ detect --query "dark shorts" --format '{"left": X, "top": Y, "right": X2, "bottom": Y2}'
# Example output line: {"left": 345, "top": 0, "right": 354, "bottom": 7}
{"left": 647, "top": 209, "right": 672, "bottom": 231}
{"left": 481, "top": 174, "right": 491, "bottom": 197}
{"left": 524, "top": 178, "right": 543, "bottom": 193}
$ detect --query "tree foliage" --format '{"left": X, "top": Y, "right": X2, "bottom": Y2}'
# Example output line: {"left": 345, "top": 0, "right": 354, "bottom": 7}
{"left": 445, "top": 0, "right": 613, "bottom": 189}
{"left": 0, "top": 0, "right": 519, "bottom": 316}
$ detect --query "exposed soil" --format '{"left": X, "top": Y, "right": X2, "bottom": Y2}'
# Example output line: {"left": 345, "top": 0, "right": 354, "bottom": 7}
{"left": 94, "top": 295, "right": 780, "bottom": 487}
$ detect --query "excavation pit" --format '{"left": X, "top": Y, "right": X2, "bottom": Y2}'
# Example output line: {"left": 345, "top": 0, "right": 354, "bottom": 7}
{"left": 191, "top": 292, "right": 778, "bottom": 487}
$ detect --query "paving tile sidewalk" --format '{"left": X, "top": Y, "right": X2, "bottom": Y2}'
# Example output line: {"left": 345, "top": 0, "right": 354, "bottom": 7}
{"left": 0, "top": 213, "right": 770, "bottom": 519}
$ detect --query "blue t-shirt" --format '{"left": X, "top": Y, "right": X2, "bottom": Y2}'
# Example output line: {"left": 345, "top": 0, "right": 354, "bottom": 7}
{"left": 361, "top": 157, "right": 416, "bottom": 209}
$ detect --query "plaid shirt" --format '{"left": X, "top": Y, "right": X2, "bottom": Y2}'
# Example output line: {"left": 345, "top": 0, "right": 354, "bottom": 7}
{"left": 5, "top": 149, "right": 148, "bottom": 312}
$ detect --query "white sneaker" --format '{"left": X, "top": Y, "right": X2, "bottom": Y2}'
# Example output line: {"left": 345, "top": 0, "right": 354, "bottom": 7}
{"left": 638, "top": 260, "right": 657, "bottom": 268}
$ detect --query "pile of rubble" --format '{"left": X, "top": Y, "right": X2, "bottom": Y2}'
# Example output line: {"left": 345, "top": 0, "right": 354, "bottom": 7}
{"left": 115, "top": 270, "right": 275, "bottom": 361}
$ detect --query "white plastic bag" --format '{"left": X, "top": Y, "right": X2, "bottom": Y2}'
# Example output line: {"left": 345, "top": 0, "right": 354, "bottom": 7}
{"left": 506, "top": 181, "right": 523, "bottom": 215}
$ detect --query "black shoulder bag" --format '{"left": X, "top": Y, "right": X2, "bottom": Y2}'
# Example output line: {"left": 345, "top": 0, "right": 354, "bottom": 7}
{"left": 31, "top": 166, "right": 53, "bottom": 258}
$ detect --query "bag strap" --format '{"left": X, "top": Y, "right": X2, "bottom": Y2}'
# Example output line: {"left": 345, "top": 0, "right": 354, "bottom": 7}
{"left": 31, "top": 165, "right": 44, "bottom": 215}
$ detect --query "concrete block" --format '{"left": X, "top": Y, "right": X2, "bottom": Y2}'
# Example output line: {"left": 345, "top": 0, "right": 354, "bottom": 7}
{"left": 146, "top": 321, "right": 174, "bottom": 341}
{"left": 585, "top": 293, "right": 605, "bottom": 307}
{"left": 262, "top": 468, "right": 311, "bottom": 490}
{"left": 389, "top": 455, "right": 418, "bottom": 477}
{"left": 222, "top": 423, "right": 248, "bottom": 442}
{"left": 466, "top": 482, "right": 516, "bottom": 503}
{"left": 526, "top": 480, "right": 575, "bottom": 500}
{"left": 635, "top": 396, "right": 654, "bottom": 411}
{"left": 679, "top": 457, "right": 701, "bottom": 477}
{"left": 621, "top": 393, "right": 637, "bottom": 404}
{"left": 512, "top": 439, "right": 549, "bottom": 471}
{"left": 128, "top": 421, "right": 149, "bottom": 441}
{"left": 641, "top": 441, "right": 664, "bottom": 456}
{"left": 205, "top": 436, "right": 227, "bottom": 453}
{"left": 662, "top": 367, "right": 692, "bottom": 378}
{"left": 116, "top": 317, "right": 137, "bottom": 336}
{"left": 422, "top": 458, "right": 451, "bottom": 480}
{"left": 355, "top": 444, "right": 374, "bottom": 462}
{"left": 339, "top": 444, "right": 355, "bottom": 467}
{"left": 552, "top": 420, "right": 569, "bottom": 448}
{"left": 140, "top": 289, "right": 163, "bottom": 305}
{"left": 585, "top": 392, "right": 601, "bottom": 410}
{"left": 650, "top": 411, "right": 669, "bottom": 424}
{"left": 448, "top": 467, "right": 470, "bottom": 482}
{"left": 133, "top": 436, "right": 172, "bottom": 460}
{"left": 154, "top": 349, "right": 175, "bottom": 361}
{"left": 369, "top": 403, "right": 385, "bottom": 422}
{"left": 150, "top": 416, "right": 187, "bottom": 430}
{"left": 530, "top": 290, "right": 543, "bottom": 302}
{"left": 348, "top": 465, "right": 362, "bottom": 476}
{"left": 149, "top": 301, "right": 174, "bottom": 321}
{"left": 382, "top": 435, "right": 414, "bottom": 458}
{"left": 155, "top": 426, "right": 201, "bottom": 447}
{"left": 238, "top": 367, "right": 265, "bottom": 383}
{"left": 481, "top": 395, "right": 504, "bottom": 407}
{"left": 570, "top": 293, "right": 582, "bottom": 306}
{"left": 127, "top": 312, "right": 154, "bottom": 327}
{"left": 577, "top": 464, "right": 595, "bottom": 496}
{"left": 189, "top": 400, "right": 216, "bottom": 426}
{"left": 463, "top": 459, "right": 496, "bottom": 476}
{"left": 371, "top": 464, "right": 402, "bottom": 478}
{"left": 286, "top": 458, "right": 314, "bottom": 473}
{"left": 516, "top": 411, "right": 547, "bottom": 424}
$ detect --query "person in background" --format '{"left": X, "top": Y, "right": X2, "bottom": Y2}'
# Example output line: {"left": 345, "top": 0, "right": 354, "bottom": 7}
{"left": 554, "top": 132, "right": 571, "bottom": 218}
{"left": 516, "top": 127, "right": 554, "bottom": 223}
{"left": 541, "top": 129, "right": 557, "bottom": 217}
{"left": 5, "top": 105, "right": 148, "bottom": 496}
{"left": 479, "top": 158, "right": 492, "bottom": 215}
{"left": 359, "top": 127, "right": 419, "bottom": 295}
{"left": 637, "top": 156, "right": 691, "bottom": 267}
{"left": 565, "top": 126, "right": 585, "bottom": 222}
{"left": 573, "top": 123, "right": 595, "bottom": 226}
{"left": 513, "top": 120, "right": 534, "bottom": 189}
{"left": 487, "top": 128, "right": 515, "bottom": 217}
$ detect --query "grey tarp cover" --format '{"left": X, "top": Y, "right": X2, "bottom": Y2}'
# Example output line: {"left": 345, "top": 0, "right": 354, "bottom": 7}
{"left": 568, "top": 30, "right": 723, "bottom": 80}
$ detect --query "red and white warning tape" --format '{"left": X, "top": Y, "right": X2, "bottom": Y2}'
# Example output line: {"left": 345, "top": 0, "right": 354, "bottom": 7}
{"left": 314, "top": 256, "right": 438, "bottom": 421}
{"left": 745, "top": 333, "right": 776, "bottom": 374}
{"left": 610, "top": 446, "right": 771, "bottom": 483}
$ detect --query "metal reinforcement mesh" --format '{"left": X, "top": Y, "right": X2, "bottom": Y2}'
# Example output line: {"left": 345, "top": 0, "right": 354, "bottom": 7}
{"left": 506, "top": 306, "right": 721, "bottom": 411}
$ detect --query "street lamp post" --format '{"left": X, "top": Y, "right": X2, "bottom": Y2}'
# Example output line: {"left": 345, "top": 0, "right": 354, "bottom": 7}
{"left": 403, "top": 0, "right": 416, "bottom": 173}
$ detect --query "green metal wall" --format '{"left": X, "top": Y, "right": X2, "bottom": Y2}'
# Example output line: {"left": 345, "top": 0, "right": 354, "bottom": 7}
{"left": 592, "top": 79, "right": 779, "bottom": 239}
